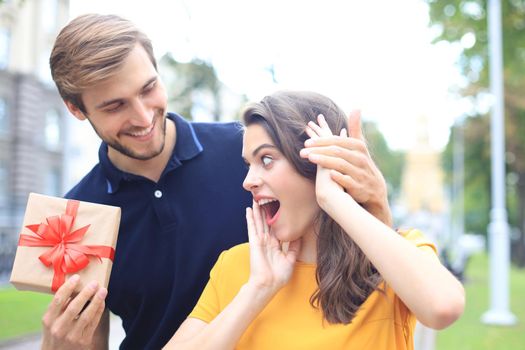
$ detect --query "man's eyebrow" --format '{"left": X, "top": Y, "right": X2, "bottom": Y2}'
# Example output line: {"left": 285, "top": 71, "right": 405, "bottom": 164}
{"left": 95, "top": 76, "right": 158, "bottom": 110}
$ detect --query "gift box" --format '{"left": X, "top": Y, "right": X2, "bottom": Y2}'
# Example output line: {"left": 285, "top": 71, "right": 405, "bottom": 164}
{"left": 10, "top": 192, "right": 121, "bottom": 294}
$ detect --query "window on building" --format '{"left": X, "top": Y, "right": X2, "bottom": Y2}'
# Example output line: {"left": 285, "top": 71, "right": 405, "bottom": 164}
{"left": 0, "top": 28, "right": 9, "bottom": 70}
{"left": 0, "top": 98, "right": 7, "bottom": 133}
{"left": 42, "top": 0, "right": 59, "bottom": 33}
{"left": 39, "top": 49, "right": 54, "bottom": 84}
{"left": 44, "top": 166, "right": 61, "bottom": 197}
{"left": 45, "top": 108, "right": 61, "bottom": 150}
{"left": 0, "top": 160, "right": 8, "bottom": 207}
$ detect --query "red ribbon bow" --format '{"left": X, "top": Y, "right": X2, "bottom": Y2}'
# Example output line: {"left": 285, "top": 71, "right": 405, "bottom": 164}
{"left": 18, "top": 199, "right": 115, "bottom": 292}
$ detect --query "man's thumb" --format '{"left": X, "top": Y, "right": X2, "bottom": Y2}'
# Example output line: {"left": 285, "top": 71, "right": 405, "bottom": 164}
{"left": 348, "top": 109, "right": 363, "bottom": 140}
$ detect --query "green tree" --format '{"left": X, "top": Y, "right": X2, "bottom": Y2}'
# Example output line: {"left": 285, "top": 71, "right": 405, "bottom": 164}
{"left": 363, "top": 121, "right": 405, "bottom": 201}
{"left": 159, "top": 54, "right": 222, "bottom": 121}
{"left": 443, "top": 117, "right": 491, "bottom": 236}
{"left": 0, "top": 0, "right": 24, "bottom": 8}
{"left": 426, "top": 0, "right": 525, "bottom": 266}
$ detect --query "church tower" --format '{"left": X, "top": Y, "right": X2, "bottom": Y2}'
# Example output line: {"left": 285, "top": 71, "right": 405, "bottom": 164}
{"left": 400, "top": 115, "right": 446, "bottom": 213}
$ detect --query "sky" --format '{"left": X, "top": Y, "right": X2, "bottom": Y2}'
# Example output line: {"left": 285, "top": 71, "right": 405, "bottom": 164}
{"left": 69, "top": 0, "right": 469, "bottom": 151}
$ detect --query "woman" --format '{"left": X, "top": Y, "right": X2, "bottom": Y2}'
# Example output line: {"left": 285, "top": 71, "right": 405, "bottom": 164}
{"left": 165, "top": 91, "right": 464, "bottom": 349}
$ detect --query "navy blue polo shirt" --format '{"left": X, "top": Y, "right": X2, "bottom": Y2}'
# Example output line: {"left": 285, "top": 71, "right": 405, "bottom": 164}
{"left": 66, "top": 113, "right": 252, "bottom": 349}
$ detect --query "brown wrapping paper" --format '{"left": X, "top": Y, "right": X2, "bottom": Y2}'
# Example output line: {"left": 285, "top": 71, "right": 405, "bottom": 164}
{"left": 10, "top": 192, "right": 121, "bottom": 294}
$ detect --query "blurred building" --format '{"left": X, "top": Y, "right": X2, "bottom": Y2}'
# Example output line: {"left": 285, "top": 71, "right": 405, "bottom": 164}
{"left": 0, "top": 0, "right": 70, "bottom": 279}
{"left": 400, "top": 115, "right": 446, "bottom": 213}
{"left": 398, "top": 115, "right": 447, "bottom": 247}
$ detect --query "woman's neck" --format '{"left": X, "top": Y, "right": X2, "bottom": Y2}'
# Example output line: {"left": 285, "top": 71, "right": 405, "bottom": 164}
{"left": 297, "top": 230, "right": 317, "bottom": 264}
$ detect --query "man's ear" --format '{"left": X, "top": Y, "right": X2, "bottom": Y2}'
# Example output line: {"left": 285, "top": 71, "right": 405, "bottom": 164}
{"left": 64, "top": 100, "right": 87, "bottom": 121}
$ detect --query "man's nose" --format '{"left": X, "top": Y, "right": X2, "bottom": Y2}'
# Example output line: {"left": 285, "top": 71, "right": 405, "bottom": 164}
{"left": 130, "top": 98, "right": 154, "bottom": 126}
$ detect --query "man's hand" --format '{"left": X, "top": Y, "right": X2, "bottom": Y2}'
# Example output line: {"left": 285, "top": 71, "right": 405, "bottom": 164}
{"left": 300, "top": 110, "right": 393, "bottom": 226}
{"left": 41, "top": 275, "right": 108, "bottom": 349}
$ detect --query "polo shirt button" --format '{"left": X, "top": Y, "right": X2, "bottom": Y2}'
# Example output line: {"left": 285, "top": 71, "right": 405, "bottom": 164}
{"left": 154, "top": 190, "right": 163, "bottom": 198}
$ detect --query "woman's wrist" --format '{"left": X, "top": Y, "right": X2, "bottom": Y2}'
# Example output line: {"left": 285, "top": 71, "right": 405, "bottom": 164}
{"left": 241, "top": 281, "right": 278, "bottom": 306}
{"left": 363, "top": 197, "right": 393, "bottom": 227}
{"left": 318, "top": 190, "right": 357, "bottom": 216}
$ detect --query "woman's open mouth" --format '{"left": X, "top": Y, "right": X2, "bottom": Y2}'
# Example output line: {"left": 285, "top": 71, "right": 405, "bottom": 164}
{"left": 258, "top": 198, "right": 281, "bottom": 226}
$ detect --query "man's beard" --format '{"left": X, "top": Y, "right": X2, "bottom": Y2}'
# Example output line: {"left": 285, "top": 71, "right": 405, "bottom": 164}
{"left": 89, "top": 112, "right": 167, "bottom": 161}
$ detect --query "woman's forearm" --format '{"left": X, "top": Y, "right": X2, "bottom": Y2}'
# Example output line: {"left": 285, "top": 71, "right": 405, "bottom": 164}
{"left": 321, "top": 192, "right": 465, "bottom": 329}
{"left": 165, "top": 282, "right": 275, "bottom": 350}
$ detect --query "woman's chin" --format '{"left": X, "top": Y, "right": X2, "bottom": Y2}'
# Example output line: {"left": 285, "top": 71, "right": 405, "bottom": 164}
{"left": 273, "top": 230, "right": 298, "bottom": 243}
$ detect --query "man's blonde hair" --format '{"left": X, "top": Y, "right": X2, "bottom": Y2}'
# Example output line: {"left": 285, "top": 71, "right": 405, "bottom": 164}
{"left": 50, "top": 13, "right": 156, "bottom": 113}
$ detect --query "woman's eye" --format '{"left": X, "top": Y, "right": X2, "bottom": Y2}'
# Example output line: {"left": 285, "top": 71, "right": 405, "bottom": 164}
{"left": 262, "top": 156, "right": 273, "bottom": 166}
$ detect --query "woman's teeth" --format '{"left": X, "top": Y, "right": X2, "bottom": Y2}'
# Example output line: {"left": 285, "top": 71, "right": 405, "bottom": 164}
{"left": 257, "top": 198, "right": 278, "bottom": 206}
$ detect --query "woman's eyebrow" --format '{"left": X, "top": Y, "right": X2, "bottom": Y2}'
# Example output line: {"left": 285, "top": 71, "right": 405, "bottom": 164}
{"left": 251, "top": 144, "right": 277, "bottom": 157}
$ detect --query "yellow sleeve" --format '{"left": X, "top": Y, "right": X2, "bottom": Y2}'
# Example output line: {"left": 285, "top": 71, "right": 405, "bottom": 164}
{"left": 188, "top": 244, "right": 251, "bottom": 324}
{"left": 399, "top": 228, "right": 438, "bottom": 256}
{"left": 188, "top": 251, "right": 226, "bottom": 323}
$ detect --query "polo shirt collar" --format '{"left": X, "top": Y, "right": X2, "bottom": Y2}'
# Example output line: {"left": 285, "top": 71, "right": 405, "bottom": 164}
{"left": 99, "top": 113, "right": 203, "bottom": 194}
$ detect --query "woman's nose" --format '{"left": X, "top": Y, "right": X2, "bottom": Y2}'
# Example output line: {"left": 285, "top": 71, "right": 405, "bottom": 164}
{"left": 242, "top": 168, "right": 262, "bottom": 192}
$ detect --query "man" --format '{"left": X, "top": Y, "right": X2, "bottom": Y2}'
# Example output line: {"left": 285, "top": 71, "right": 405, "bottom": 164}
{"left": 42, "top": 14, "right": 393, "bottom": 349}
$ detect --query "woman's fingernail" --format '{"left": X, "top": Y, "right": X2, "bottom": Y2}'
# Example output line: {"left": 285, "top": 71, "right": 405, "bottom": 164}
{"left": 300, "top": 149, "right": 310, "bottom": 157}
{"left": 304, "top": 139, "right": 313, "bottom": 146}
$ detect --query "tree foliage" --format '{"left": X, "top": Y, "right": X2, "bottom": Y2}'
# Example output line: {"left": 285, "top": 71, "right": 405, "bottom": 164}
{"left": 426, "top": 0, "right": 525, "bottom": 265}
{"left": 443, "top": 117, "right": 492, "bottom": 235}
{"left": 363, "top": 121, "right": 405, "bottom": 200}
{"left": 159, "top": 53, "right": 222, "bottom": 121}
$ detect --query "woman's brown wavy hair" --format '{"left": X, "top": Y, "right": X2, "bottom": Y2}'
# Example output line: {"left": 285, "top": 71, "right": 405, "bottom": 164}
{"left": 242, "top": 90, "right": 382, "bottom": 324}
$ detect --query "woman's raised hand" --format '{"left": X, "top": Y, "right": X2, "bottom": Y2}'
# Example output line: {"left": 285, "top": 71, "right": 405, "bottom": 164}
{"left": 245, "top": 201, "right": 301, "bottom": 295}
{"left": 304, "top": 115, "right": 348, "bottom": 209}
{"left": 301, "top": 111, "right": 393, "bottom": 226}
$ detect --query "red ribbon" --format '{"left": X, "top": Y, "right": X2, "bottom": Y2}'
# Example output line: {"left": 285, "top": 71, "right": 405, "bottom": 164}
{"left": 18, "top": 199, "right": 115, "bottom": 292}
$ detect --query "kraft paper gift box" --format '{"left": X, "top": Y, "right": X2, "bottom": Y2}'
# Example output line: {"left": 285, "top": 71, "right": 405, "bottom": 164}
{"left": 10, "top": 192, "right": 121, "bottom": 294}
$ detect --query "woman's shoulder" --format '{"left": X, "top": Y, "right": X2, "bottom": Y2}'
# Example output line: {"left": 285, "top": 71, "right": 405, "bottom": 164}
{"left": 222, "top": 242, "right": 250, "bottom": 261}
{"left": 210, "top": 243, "right": 251, "bottom": 298}
{"left": 213, "top": 243, "right": 251, "bottom": 278}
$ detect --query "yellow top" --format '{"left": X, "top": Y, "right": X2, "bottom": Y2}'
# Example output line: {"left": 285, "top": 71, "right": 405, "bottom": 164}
{"left": 190, "top": 229, "right": 437, "bottom": 350}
